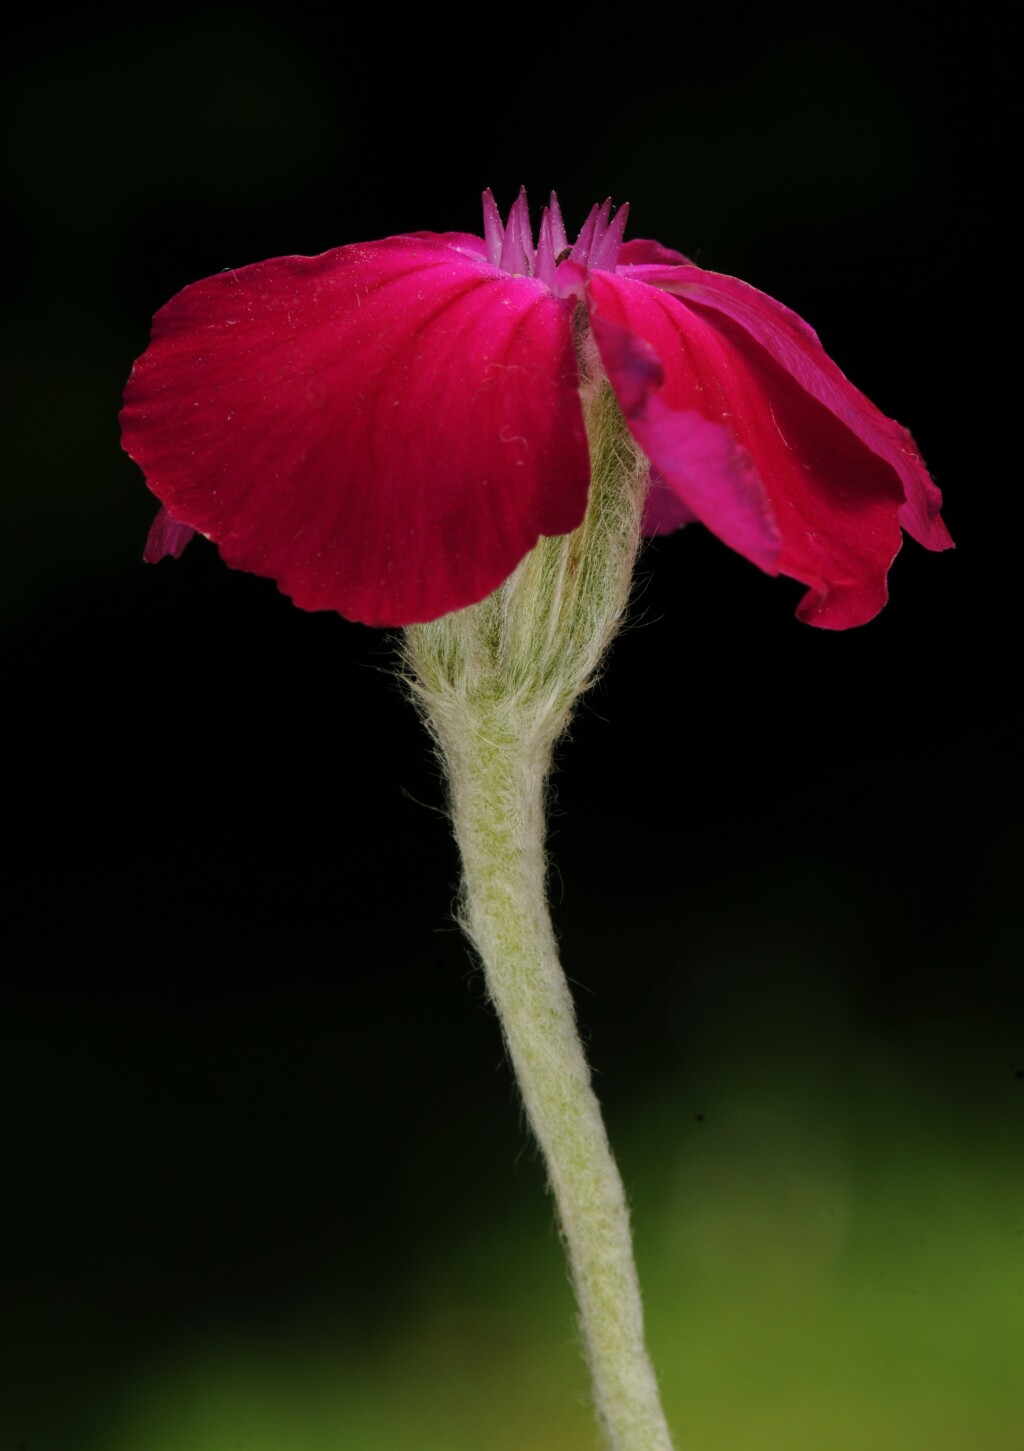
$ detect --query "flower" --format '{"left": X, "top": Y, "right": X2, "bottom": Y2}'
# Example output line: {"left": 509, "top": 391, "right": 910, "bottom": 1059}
{"left": 121, "top": 189, "right": 951, "bottom": 630}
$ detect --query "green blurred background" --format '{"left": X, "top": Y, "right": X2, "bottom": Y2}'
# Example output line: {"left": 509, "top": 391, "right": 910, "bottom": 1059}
{"left": 3, "top": 7, "right": 1018, "bottom": 1449}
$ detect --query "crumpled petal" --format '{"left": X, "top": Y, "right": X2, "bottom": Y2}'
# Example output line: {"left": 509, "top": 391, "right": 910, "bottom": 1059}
{"left": 573, "top": 266, "right": 781, "bottom": 576}
{"left": 642, "top": 470, "right": 700, "bottom": 536}
{"left": 143, "top": 504, "right": 197, "bottom": 561}
{"left": 121, "top": 234, "right": 589, "bottom": 625}
{"left": 579, "top": 264, "right": 946, "bottom": 628}
{"left": 638, "top": 265, "right": 953, "bottom": 555}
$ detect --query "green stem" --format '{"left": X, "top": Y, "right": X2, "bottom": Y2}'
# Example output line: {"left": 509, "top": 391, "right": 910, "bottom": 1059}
{"left": 404, "top": 381, "right": 675, "bottom": 1449}
{"left": 448, "top": 717, "right": 675, "bottom": 1451}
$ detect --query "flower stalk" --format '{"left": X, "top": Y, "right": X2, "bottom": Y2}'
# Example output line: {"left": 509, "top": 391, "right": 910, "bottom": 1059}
{"left": 404, "top": 383, "right": 675, "bottom": 1451}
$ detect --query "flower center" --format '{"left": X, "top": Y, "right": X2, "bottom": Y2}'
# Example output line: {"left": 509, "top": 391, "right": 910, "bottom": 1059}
{"left": 482, "top": 188, "right": 629, "bottom": 290}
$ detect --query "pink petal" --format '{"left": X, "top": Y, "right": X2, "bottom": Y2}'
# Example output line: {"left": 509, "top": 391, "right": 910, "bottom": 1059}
{"left": 643, "top": 470, "right": 700, "bottom": 535}
{"left": 639, "top": 265, "right": 953, "bottom": 554}
{"left": 617, "top": 239, "right": 693, "bottom": 267}
{"left": 121, "top": 235, "right": 589, "bottom": 626}
{"left": 580, "top": 270, "right": 781, "bottom": 575}
{"left": 582, "top": 266, "right": 935, "bottom": 628}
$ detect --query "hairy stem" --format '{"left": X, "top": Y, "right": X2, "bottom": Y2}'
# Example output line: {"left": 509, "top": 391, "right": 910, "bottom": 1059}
{"left": 449, "top": 721, "right": 674, "bottom": 1450}
{"left": 404, "top": 383, "right": 675, "bottom": 1450}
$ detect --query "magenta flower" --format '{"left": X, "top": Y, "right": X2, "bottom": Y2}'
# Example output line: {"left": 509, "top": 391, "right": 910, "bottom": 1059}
{"left": 122, "top": 189, "right": 951, "bottom": 630}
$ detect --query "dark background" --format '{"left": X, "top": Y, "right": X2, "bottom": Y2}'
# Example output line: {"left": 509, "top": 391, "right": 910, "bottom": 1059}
{"left": 3, "top": 8, "right": 1018, "bottom": 1450}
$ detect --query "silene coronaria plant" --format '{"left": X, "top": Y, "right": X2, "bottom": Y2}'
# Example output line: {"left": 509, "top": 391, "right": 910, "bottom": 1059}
{"left": 121, "top": 189, "right": 952, "bottom": 1451}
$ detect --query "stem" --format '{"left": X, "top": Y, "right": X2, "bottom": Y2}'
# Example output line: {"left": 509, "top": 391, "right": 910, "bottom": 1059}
{"left": 404, "top": 381, "right": 675, "bottom": 1449}
{"left": 449, "top": 718, "right": 675, "bottom": 1451}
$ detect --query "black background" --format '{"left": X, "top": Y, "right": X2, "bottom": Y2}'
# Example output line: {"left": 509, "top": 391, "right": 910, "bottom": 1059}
{"left": 3, "top": 7, "right": 1017, "bottom": 1449}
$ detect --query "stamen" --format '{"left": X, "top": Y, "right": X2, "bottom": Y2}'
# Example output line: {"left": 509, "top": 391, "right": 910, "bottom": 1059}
{"left": 590, "top": 198, "right": 613, "bottom": 257}
{"left": 499, "top": 185, "right": 534, "bottom": 277}
{"left": 590, "top": 202, "right": 630, "bottom": 271}
{"left": 547, "top": 192, "right": 569, "bottom": 257}
{"left": 571, "top": 203, "right": 600, "bottom": 265}
{"left": 534, "top": 208, "right": 558, "bottom": 291}
{"left": 482, "top": 188, "right": 505, "bottom": 267}
{"left": 482, "top": 188, "right": 629, "bottom": 282}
